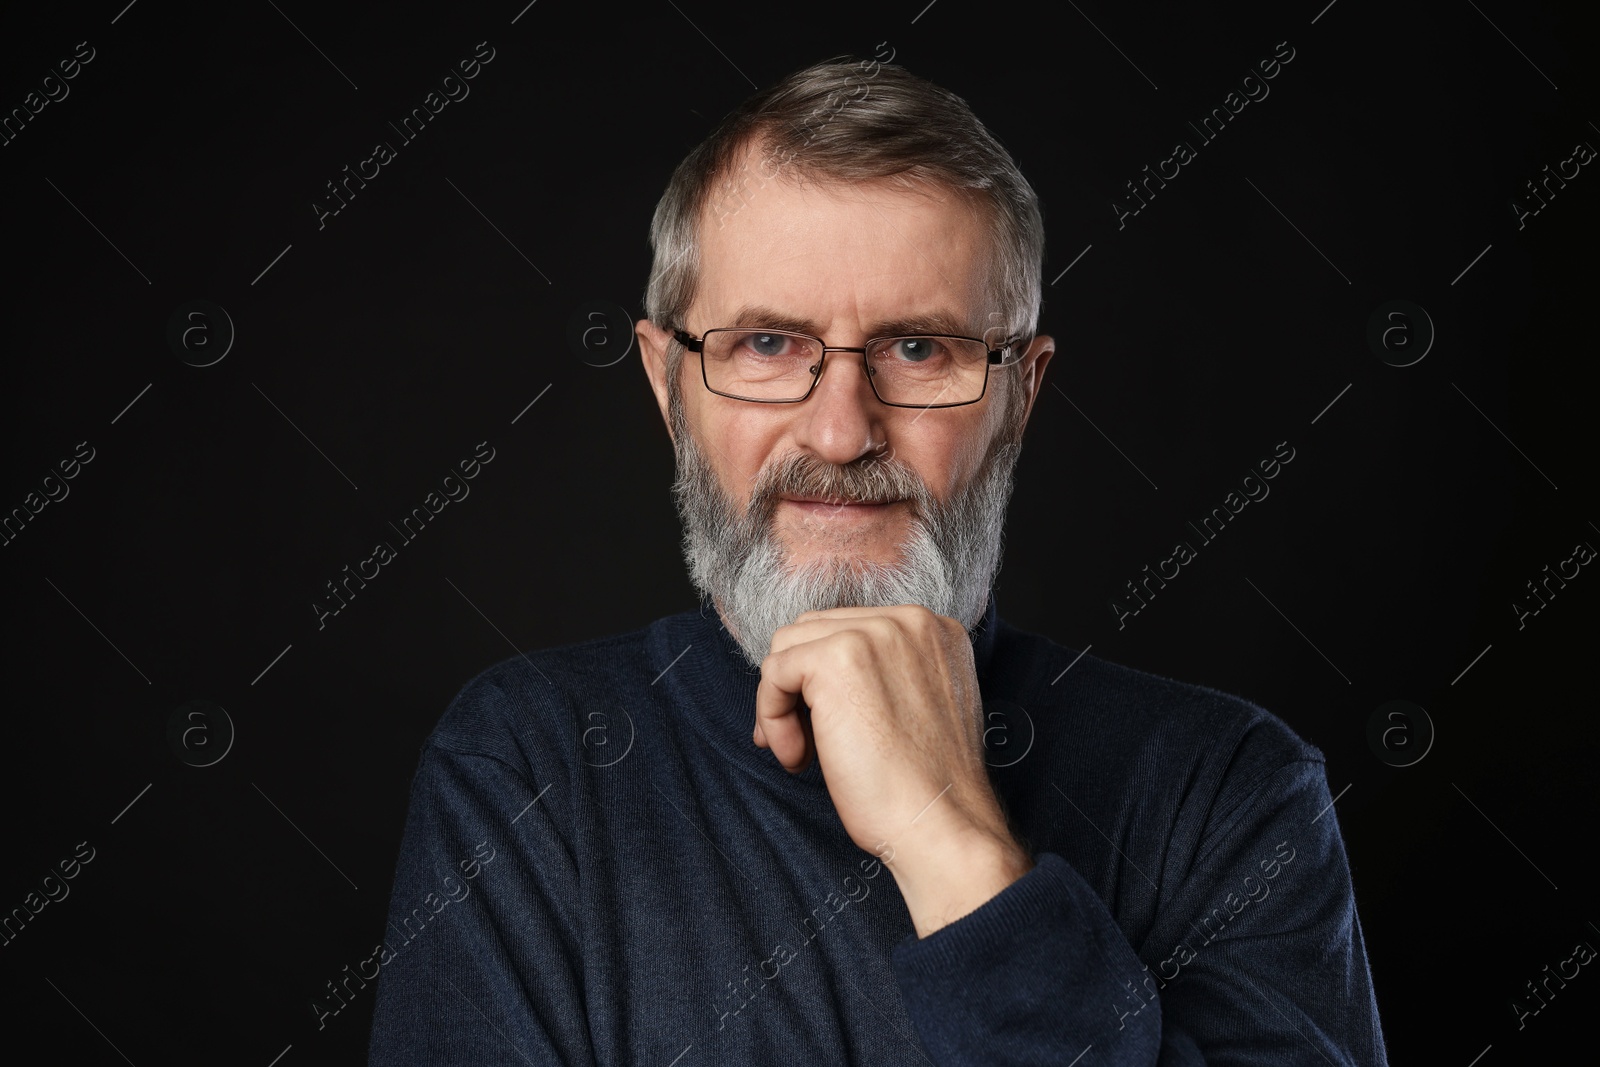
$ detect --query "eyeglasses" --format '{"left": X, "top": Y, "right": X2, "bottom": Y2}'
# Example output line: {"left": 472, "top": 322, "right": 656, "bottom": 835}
{"left": 672, "top": 327, "right": 1017, "bottom": 409}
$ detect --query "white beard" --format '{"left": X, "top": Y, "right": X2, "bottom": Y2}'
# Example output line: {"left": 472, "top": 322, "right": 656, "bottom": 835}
{"left": 668, "top": 373, "right": 1024, "bottom": 669}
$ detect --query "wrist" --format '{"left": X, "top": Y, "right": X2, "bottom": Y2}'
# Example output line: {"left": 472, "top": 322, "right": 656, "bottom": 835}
{"left": 886, "top": 819, "right": 1033, "bottom": 938}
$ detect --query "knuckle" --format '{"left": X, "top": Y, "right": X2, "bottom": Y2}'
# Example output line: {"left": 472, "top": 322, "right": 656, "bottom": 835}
{"left": 837, "top": 630, "right": 875, "bottom": 668}
{"left": 913, "top": 606, "right": 943, "bottom": 638}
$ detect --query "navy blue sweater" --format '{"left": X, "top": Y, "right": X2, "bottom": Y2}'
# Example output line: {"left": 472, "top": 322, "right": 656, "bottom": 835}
{"left": 366, "top": 593, "right": 1387, "bottom": 1064}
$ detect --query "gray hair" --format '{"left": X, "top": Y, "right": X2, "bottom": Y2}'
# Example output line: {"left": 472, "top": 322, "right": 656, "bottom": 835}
{"left": 643, "top": 57, "right": 1045, "bottom": 379}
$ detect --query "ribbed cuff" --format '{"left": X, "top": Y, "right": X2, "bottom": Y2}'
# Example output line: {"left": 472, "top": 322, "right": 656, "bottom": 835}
{"left": 891, "top": 851, "right": 1079, "bottom": 980}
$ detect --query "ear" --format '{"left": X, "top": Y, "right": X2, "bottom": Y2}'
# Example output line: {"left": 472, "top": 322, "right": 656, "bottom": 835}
{"left": 1014, "top": 334, "right": 1055, "bottom": 431}
{"left": 637, "top": 318, "right": 675, "bottom": 444}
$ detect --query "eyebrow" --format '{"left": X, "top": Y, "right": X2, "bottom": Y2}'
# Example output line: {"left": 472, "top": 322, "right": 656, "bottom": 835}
{"left": 723, "top": 304, "right": 976, "bottom": 339}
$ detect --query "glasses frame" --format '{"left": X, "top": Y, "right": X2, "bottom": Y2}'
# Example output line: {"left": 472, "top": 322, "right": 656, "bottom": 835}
{"left": 672, "top": 327, "right": 1019, "bottom": 409}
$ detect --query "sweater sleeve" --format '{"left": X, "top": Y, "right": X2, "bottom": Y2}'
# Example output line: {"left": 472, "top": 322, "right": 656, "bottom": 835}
{"left": 889, "top": 759, "right": 1387, "bottom": 1065}
{"left": 367, "top": 727, "right": 593, "bottom": 1066}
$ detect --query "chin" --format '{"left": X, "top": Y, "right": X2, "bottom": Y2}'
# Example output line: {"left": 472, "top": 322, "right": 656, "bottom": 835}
{"left": 783, "top": 538, "right": 908, "bottom": 572}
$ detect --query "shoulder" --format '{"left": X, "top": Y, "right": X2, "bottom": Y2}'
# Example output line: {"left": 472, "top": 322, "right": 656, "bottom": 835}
{"left": 997, "top": 617, "right": 1316, "bottom": 751}
{"left": 422, "top": 613, "right": 674, "bottom": 770}
{"left": 992, "top": 618, "right": 1323, "bottom": 810}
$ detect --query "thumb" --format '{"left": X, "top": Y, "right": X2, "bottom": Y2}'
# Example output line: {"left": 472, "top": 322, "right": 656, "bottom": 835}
{"left": 753, "top": 678, "right": 813, "bottom": 773}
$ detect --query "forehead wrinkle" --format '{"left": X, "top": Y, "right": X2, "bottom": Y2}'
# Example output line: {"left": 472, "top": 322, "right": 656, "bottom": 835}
{"left": 719, "top": 303, "right": 976, "bottom": 339}
{"left": 693, "top": 173, "right": 989, "bottom": 341}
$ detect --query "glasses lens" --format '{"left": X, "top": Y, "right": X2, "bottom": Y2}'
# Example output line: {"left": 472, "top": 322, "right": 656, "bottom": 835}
{"left": 867, "top": 336, "right": 990, "bottom": 406}
{"left": 703, "top": 330, "right": 822, "bottom": 400}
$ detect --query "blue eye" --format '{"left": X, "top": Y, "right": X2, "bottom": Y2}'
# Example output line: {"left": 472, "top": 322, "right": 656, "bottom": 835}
{"left": 889, "top": 338, "right": 939, "bottom": 363}
{"left": 747, "top": 333, "right": 791, "bottom": 357}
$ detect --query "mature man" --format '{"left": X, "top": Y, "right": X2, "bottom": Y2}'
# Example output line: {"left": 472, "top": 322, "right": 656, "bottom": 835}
{"left": 368, "top": 58, "right": 1386, "bottom": 1064}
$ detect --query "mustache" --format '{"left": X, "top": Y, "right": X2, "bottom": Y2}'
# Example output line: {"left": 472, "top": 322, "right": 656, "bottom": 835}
{"left": 745, "top": 449, "right": 931, "bottom": 523}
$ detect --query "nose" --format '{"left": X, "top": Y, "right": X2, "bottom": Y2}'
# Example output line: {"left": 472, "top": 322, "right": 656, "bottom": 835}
{"left": 793, "top": 345, "right": 887, "bottom": 466}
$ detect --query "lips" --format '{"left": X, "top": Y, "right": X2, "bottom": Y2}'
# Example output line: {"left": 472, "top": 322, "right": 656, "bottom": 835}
{"left": 779, "top": 495, "right": 895, "bottom": 506}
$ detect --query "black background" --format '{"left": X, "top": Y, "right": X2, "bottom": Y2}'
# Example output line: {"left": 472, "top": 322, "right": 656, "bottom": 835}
{"left": 1, "top": 0, "right": 1595, "bottom": 1062}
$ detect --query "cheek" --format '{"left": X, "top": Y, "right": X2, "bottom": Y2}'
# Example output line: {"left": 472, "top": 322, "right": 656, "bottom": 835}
{"left": 989, "top": 374, "right": 1023, "bottom": 432}
{"left": 944, "top": 419, "right": 994, "bottom": 491}
{"left": 698, "top": 405, "right": 780, "bottom": 502}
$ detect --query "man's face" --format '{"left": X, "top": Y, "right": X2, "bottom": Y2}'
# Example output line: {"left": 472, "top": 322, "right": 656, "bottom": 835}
{"left": 639, "top": 152, "right": 1053, "bottom": 666}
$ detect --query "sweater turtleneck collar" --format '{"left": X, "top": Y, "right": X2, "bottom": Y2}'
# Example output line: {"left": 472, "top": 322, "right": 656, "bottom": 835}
{"left": 649, "top": 591, "right": 1003, "bottom": 783}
